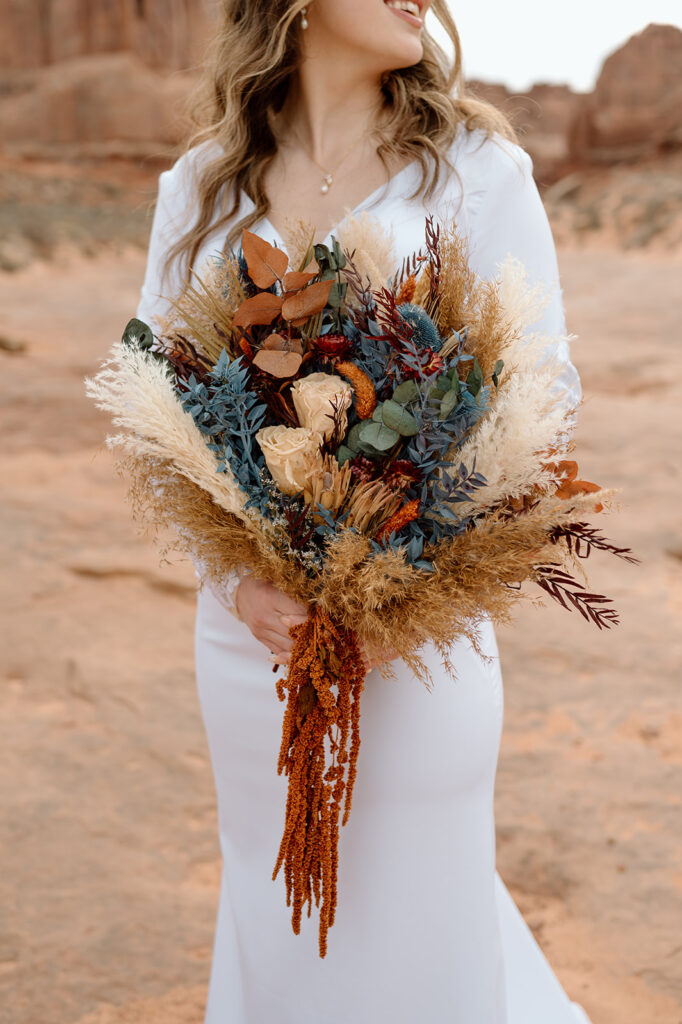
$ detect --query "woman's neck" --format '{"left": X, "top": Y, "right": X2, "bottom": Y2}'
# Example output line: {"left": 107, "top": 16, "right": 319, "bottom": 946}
{"left": 278, "top": 58, "right": 385, "bottom": 167}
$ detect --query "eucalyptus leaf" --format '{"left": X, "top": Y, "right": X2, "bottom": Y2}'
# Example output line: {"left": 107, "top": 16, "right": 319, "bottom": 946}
{"left": 336, "top": 444, "right": 355, "bottom": 466}
{"left": 346, "top": 422, "right": 364, "bottom": 451}
{"left": 358, "top": 420, "right": 400, "bottom": 451}
{"left": 314, "top": 243, "right": 331, "bottom": 265}
{"left": 358, "top": 441, "right": 384, "bottom": 457}
{"left": 439, "top": 389, "right": 459, "bottom": 420}
{"left": 381, "top": 399, "right": 419, "bottom": 436}
{"left": 392, "top": 379, "right": 419, "bottom": 405}
{"left": 466, "top": 358, "right": 484, "bottom": 398}
{"left": 332, "top": 238, "right": 347, "bottom": 269}
{"left": 122, "top": 317, "right": 154, "bottom": 350}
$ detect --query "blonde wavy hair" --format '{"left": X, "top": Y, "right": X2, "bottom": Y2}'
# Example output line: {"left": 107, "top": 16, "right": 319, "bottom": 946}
{"left": 166, "top": 0, "right": 517, "bottom": 280}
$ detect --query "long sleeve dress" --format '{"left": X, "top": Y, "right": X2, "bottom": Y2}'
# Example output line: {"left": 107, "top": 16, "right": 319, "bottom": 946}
{"left": 136, "top": 122, "right": 591, "bottom": 1024}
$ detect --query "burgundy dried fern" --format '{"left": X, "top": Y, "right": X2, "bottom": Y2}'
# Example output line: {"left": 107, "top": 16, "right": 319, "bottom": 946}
{"left": 534, "top": 565, "right": 620, "bottom": 629}
{"left": 373, "top": 287, "right": 414, "bottom": 349}
{"left": 391, "top": 247, "right": 425, "bottom": 292}
{"left": 424, "top": 215, "right": 442, "bottom": 315}
{"left": 549, "top": 522, "right": 640, "bottom": 564}
{"left": 341, "top": 249, "right": 374, "bottom": 331}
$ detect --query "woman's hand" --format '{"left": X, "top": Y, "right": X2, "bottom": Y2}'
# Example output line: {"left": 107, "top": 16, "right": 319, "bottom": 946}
{"left": 235, "top": 576, "right": 402, "bottom": 672}
{"left": 235, "top": 575, "right": 308, "bottom": 664}
{"left": 359, "top": 638, "right": 402, "bottom": 673}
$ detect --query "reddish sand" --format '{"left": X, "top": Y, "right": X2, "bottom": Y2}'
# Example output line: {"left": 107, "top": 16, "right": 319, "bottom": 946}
{"left": 0, "top": 245, "right": 680, "bottom": 1023}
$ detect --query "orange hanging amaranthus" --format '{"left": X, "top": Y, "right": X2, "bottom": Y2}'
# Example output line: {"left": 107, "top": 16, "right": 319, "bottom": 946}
{"left": 272, "top": 604, "right": 367, "bottom": 957}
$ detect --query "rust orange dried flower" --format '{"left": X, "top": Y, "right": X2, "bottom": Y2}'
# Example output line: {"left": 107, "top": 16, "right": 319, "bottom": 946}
{"left": 376, "top": 498, "right": 421, "bottom": 542}
{"left": 396, "top": 274, "right": 417, "bottom": 304}
{"left": 335, "top": 360, "right": 377, "bottom": 419}
{"left": 273, "top": 605, "right": 366, "bottom": 957}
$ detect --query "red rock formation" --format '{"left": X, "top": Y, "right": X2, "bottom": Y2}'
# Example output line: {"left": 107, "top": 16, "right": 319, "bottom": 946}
{"left": 0, "top": 54, "right": 192, "bottom": 150}
{"left": 0, "top": 0, "right": 214, "bottom": 71}
{"left": 466, "top": 79, "right": 580, "bottom": 181}
{"left": 568, "top": 23, "right": 682, "bottom": 163}
{"left": 0, "top": 0, "right": 217, "bottom": 151}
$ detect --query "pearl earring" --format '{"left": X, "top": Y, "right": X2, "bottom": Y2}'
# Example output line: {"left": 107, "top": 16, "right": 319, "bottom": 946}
{"left": 301, "top": 6, "right": 308, "bottom": 29}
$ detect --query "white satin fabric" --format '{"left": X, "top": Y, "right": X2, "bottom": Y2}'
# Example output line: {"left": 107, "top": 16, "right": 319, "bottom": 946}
{"left": 137, "top": 124, "right": 590, "bottom": 1023}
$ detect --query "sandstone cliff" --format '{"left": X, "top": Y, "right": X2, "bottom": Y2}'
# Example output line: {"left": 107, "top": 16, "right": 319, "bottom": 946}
{"left": 569, "top": 23, "right": 682, "bottom": 164}
{"left": 0, "top": 0, "right": 215, "bottom": 71}
{"left": 0, "top": 0, "right": 216, "bottom": 153}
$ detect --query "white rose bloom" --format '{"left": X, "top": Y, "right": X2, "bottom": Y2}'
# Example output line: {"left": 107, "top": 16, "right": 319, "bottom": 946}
{"left": 256, "top": 425, "right": 323, "bottom": 496}
{"left": 290, "top": 372, "right": 352, "bottom": 441}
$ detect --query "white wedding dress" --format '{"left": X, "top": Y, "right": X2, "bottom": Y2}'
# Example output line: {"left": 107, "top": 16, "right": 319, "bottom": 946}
{"left": 137, "top": 123, "right": 591, "bottom": 1023}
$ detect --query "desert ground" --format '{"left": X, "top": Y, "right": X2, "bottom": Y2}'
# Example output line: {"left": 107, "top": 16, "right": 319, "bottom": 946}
{"left": 1, "top": 228, "right": 681, "bottom": 1024}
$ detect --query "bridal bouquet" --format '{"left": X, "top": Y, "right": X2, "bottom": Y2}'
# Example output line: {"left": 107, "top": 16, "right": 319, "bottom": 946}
{"left": 86, "top": 215, "right": 635, "bottom": 956}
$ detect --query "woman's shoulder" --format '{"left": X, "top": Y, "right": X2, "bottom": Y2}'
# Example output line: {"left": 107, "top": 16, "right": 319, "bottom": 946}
{"left": 157, "top": 138, "right": 225, "bottom": 207}
{"left": 447, "top": 122, "right": 534, "bottom": 198}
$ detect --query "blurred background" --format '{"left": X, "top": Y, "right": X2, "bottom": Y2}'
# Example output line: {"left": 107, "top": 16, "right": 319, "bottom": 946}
{"left": 1, "top": 3, "right": 680, "bottom": 1023}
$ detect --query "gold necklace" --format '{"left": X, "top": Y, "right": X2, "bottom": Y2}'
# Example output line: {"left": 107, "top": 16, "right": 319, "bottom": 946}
{"left": 287, "top": 124, "right": 373, "bottom": 195}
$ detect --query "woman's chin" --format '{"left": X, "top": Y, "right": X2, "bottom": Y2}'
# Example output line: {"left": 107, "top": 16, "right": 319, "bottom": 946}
{"left": 377, "top": 37, "right": 424, "bottom": 71}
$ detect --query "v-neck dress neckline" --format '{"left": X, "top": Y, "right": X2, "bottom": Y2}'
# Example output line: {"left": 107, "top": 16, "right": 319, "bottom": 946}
{"left": 239, "top": 157, "right": 420, "bottom": 248}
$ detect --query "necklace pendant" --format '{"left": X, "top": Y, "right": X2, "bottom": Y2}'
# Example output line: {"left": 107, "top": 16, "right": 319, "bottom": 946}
{"left": 321, "top": 173, "right": 333, "bottom": 194}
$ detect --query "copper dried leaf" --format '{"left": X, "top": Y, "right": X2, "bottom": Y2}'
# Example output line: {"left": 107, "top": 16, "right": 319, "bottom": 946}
{"left": 232, "top": 291, "right": 283, "bottom": 329}
{"left": 242, "top": 230, "right": 289, "bottom": 288}
{"left": 555, "top": 478, "right": 603, "bottom": 513}
{"left": 262, "top": 332, "right": 288, "bottom": 350}
{"left": 555, "top": 459, "right": 579, "bottom": 482}
{"left": 556, "top": 478, "right": 600, "bottom": 498}
{"left": 262, "top": 332, "right": 304, "bottom": 354}
{"left": 283, "top": 270, "right": 317, "bottom": 291}
{"left": 281, "top": 279, "right": 334, "bottom": 322}
{"left": 252, "top": 348, "right": 303, "bottom": 378}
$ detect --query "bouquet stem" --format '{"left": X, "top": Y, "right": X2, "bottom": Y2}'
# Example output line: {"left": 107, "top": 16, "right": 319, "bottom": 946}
{"left": 272, "top": 605, "right": 366, "bottom": 958}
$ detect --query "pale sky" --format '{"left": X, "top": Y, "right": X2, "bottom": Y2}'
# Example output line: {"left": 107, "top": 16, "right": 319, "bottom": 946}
{"left": 432, "top": 2, "right": 682, "bottom": 93}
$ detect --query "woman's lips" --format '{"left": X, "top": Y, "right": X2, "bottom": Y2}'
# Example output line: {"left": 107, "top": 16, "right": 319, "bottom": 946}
{"left": 384, "top": 1, "right": 424, "bottom": 29}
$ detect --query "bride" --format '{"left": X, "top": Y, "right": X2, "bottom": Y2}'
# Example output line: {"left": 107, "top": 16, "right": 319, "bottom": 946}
{"left": 137, "top": 1, "right": 591, "bottom": 1020}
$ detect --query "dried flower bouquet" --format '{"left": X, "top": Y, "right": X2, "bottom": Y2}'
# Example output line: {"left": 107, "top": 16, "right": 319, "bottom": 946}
{"left": 86, "top": 215, "right": 636, "bottom": 957}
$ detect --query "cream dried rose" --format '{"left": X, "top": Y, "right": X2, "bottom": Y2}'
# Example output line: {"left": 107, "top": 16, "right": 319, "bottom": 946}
{"left": 256, "top": 425, "right": 323, "bottom": 497}
{"left": 290, "top": 372, "right": 352, "bottom": 441}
